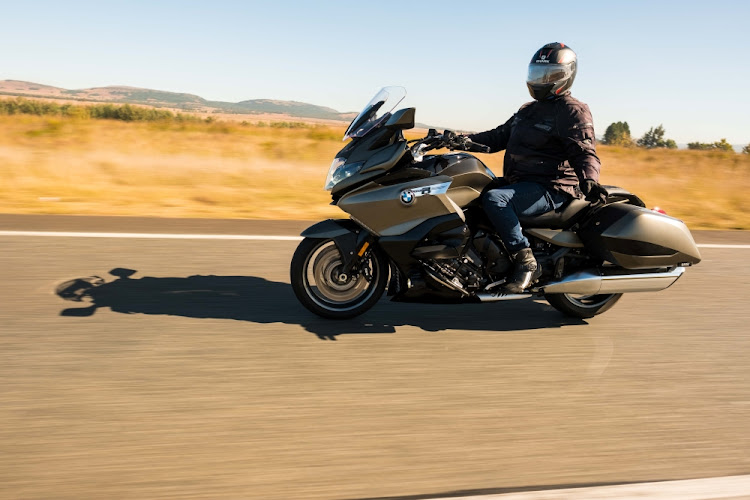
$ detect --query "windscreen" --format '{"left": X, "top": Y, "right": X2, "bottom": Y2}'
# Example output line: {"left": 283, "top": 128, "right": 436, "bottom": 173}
{"left": 343, "top": 86, "right": 406, "bottom": 140}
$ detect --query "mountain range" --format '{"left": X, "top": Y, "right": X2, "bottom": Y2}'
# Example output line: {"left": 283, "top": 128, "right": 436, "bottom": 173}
{"left": 0, "top": 80, "right": 356, "bottom": 122}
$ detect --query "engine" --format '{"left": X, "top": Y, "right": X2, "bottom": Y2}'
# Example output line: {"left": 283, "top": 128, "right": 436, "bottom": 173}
{"left": 420, "top": 231, "right": 513, "bottom": 295}
{"left": 422, "top": 252, "right": 483, "bottom": 295}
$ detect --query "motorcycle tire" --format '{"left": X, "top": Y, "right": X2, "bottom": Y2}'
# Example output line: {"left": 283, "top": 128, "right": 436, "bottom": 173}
{"left": 291, "top": 237, "right": 388, "bottom": 319}
{"left": 544, "top": 292, "right": 622, "bottom": 319}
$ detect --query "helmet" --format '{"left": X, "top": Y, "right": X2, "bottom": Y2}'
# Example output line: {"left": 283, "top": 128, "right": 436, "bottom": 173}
{"left": 526, "top": 42, "right": 577, "bottom": 100}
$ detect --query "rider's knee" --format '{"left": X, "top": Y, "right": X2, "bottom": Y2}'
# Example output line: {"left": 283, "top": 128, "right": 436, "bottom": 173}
{"left": 483, "top": 188, "right": 513, "bottom": 209}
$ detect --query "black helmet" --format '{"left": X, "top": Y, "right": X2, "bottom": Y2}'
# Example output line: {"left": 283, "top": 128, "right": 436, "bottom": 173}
{"left": 526, "top": 42, "right": 577, "bottom": 100}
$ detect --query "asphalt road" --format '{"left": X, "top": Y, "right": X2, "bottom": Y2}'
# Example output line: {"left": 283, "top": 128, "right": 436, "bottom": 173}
{"left": 1, "top": 216, "right": 749, "bottom": 499}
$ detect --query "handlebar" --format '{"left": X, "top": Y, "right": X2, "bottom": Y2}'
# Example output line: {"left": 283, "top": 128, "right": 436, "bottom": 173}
{"left": 409, "top": 129, "right": 491, "bottom": 157}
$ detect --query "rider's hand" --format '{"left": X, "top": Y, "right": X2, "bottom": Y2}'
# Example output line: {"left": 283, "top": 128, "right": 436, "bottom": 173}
{"left": 581, "top": 179, "right": 608, "bottom": 204}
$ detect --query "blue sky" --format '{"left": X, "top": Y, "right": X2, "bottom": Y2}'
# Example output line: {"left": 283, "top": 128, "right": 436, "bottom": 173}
{"left": 2, "top": 0, "right": 748, "bottom": 144}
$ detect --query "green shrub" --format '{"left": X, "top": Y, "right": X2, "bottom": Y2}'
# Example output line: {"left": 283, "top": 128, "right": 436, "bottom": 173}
{"left": 269, "top": 121, "right": 310, "bottom": 129}
{"left": 0, "top": 97, "right": 195, "bottom": 123}
{"left": 688, "top": 139, "right": 735, "bottom": 152}
{"left": 637, "top": 125, "right": 677, "bottom": 149}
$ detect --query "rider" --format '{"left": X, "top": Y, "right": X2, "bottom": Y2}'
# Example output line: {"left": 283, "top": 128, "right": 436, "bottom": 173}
{"left": 465, "top": 42, "right": 607, "bottom": 293}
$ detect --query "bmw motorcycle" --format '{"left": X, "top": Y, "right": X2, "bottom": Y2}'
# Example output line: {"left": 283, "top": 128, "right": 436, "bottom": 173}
{"left": 290, "top": 87, "right": 701, "bottom": 319}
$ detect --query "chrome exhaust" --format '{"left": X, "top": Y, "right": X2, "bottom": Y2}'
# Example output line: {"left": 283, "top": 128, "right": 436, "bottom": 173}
{"left": 542, "top": 267, "right": 685, "bottom": 295}
{"left": 476, "top": 293, "right": 531, "bottom": 302}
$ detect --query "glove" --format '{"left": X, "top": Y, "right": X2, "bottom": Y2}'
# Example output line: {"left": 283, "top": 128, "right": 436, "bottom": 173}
{"left": 581, "top": 179, "right": 608, "bottom": 204}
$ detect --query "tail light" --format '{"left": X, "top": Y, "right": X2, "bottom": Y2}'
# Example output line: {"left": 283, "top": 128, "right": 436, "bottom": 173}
{"left": 652, "top": 206, "right": 667, "bottom": 215}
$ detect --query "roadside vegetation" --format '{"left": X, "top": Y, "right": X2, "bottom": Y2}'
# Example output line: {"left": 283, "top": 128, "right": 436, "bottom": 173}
{"left": 1, "top": 98, "right": 749, "bottom": 228}
{"left": 602, "top": 122, "right": 678, "bottom": 149}
{"left": 601, "top": 120, "right": 746, "bottom": 154}
{"left": 0, "top": 97, "right": 195, "bottom": 122}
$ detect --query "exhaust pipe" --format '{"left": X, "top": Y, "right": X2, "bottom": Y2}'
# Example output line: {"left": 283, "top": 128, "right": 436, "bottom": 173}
{"left": 542, "top": 267, "right": 685, "bottom": 295}
{"left": 476, "top": 293, "right": 531, "bottom": 303}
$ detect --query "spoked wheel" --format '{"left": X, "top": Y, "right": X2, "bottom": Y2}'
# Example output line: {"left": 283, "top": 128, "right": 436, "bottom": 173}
{"left": 290, "top": 238, "right": 388, "bottom": 319}
{"left": 544, "top": 292, "right": 622, "bottom": 319}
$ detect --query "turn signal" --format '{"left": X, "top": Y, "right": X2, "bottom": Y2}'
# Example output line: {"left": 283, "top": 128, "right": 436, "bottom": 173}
{"left": 652, "top": 207, "right": 667, "bottom": 215}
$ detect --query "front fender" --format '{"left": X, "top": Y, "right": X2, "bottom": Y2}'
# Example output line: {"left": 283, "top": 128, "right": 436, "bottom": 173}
{"left": 300, "top": 218, "right": 361, "bottom": 239}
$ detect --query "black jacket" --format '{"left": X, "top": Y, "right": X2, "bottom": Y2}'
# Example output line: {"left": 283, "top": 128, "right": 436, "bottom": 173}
{"left": 468, "top": 93, "right": 601, "bottom": 198}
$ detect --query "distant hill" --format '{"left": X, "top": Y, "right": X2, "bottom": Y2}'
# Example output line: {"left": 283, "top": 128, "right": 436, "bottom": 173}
{"left": 0, "top": 80, "right": 356, "bottom": 122}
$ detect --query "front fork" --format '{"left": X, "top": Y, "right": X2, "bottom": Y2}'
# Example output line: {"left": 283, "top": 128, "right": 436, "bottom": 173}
{"left": 336, "top": 230, "right": 376, "bottom": 279}
{"left": 299, "top": 218, "right": 376, "bottom": 279}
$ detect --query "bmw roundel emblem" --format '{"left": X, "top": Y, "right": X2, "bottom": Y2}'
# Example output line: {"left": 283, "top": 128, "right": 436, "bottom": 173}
{"left": 400, "top": 189, "right": 415, "bottom": 205}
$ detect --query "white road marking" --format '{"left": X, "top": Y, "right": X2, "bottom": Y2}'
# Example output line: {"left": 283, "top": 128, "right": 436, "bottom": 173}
{"left": 695, "top": 243, "right": 750, "bottom": 249}
{"left": 0, "top": 231, "right": 303, "bottom": 241}
{"left": 0, "top": 231, "right": 749, "bottom": 248}
{"left": 440, "top": 474, "right": 750, "bottom": 499}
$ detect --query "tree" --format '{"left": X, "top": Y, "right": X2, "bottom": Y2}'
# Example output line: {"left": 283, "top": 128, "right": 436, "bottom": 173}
{"left": 713, "top": 138, "right": 734, "bottom": 152}
{"left": 743, "top": 144, "right": 750, "bottom": 155}
{"left": 688, "top": 138, "right": 735, "bottom": 152}
{"left": 602, "top": 121, "right": 634, "bottom": 146}
{"left": 637, "top": 125, "right": 677, "bottom": 149}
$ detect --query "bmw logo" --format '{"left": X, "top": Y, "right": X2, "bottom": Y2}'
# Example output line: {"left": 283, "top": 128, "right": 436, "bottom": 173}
{"left": 400, "top": 189, "right": 415, "bottom": 205}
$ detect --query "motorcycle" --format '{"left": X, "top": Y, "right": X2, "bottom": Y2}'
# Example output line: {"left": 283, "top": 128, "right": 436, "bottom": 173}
{"left": 290, "top": 87, "right": 701, "bottom": 319}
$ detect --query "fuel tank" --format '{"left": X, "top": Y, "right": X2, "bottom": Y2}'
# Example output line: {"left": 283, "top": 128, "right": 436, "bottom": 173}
{"left": 423, "top": 153, "right": 496, "bottom": 208}
{"left": 578, "top": 203, "right": 702, "bottom": 269}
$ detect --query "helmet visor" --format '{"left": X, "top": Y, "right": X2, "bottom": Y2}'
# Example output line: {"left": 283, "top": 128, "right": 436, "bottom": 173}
{"left": 527, "top": 63, "right": 572, "bottom": 85}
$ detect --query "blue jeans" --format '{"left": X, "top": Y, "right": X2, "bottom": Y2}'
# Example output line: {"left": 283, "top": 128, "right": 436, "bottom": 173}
{"left": 482, "top": 182, "right": 569, "bottom": 254}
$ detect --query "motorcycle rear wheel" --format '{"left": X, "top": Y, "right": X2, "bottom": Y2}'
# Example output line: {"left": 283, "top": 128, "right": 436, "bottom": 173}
{"left": 544, "top": 292, "right": 622, "bottom": 319}
{"left": 290, "top": 237, "right": 388, "bottom": 319}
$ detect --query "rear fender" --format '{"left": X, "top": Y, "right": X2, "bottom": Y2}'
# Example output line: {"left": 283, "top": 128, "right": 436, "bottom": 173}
{"left": 300, "top": 219, "right": 369, "bottom": 273}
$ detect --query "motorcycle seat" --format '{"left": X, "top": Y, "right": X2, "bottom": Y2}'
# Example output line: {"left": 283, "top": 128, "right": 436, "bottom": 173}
{"left": 519, "top": 198, "right": 590, "bottom": 229}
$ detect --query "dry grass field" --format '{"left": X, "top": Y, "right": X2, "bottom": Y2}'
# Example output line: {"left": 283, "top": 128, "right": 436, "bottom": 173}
{"left": 1, "top": 114, "right": 748, "bottom": 229}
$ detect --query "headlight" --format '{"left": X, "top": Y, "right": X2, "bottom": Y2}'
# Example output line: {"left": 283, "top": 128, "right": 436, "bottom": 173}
{"left": 324, "top": 157, "right": 364, "bottom": 191}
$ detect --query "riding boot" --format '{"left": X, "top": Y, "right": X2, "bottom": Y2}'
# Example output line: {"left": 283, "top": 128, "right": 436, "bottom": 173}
{"left": 504, "top": 248, "right": 542, "bottom": 293}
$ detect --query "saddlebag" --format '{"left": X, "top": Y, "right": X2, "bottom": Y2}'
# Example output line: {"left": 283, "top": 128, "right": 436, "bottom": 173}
{"left": 577, "top": 203, "right": 701, "bottom": 269}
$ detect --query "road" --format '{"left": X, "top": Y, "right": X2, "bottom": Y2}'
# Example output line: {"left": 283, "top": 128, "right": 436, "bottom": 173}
{"left": 1, "top": 215, "right": 749, "bottom": 499}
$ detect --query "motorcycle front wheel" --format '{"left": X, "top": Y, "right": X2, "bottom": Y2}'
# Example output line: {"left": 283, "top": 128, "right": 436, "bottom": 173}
{"left": 290, "top": 237, "right": 388, "bottom": 319}
{"left": 544, "top": 292, "right": 622, "bottom": 319}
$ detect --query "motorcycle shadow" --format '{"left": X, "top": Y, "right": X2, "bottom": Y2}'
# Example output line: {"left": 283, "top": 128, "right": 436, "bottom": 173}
{"left": 56, "top": 268, "right": 585, "bottom": 340}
